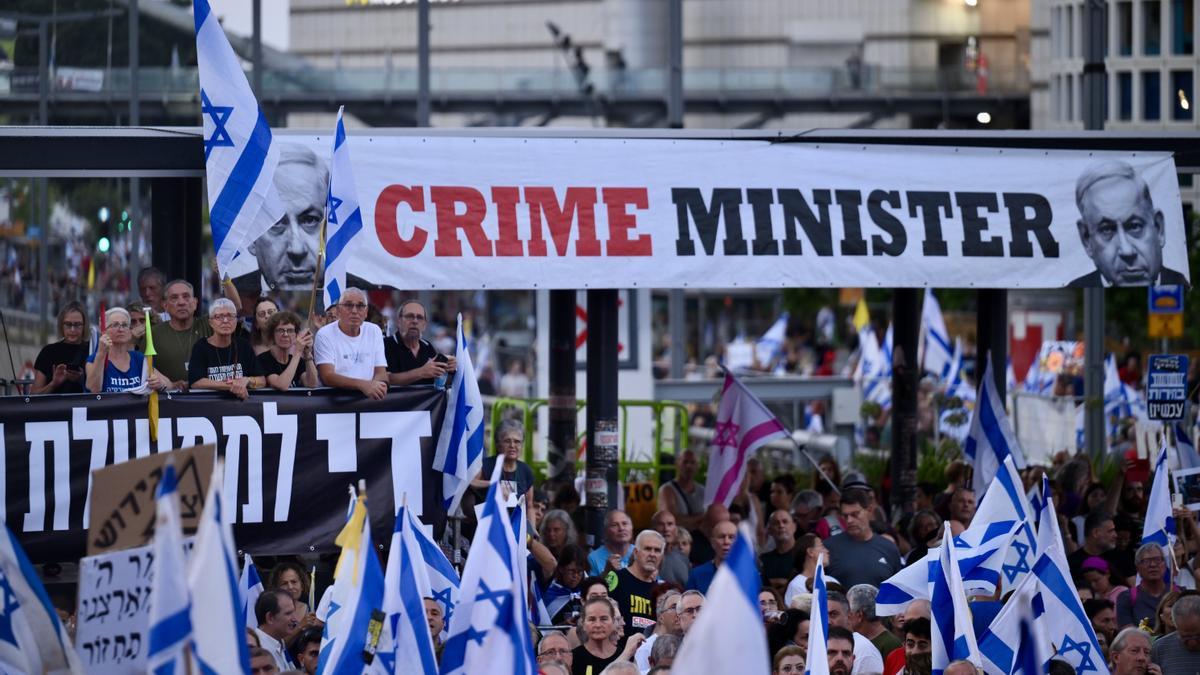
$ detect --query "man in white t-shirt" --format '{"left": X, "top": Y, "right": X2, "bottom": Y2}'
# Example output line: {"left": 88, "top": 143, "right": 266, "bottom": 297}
{"left": 314, "top": 287, "right": 389, "bottom": 399}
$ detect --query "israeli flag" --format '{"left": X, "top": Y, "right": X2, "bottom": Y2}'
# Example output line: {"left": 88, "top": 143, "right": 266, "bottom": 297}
{"left": 147, "top": 463, "right": 194, "bottom": 674}
{"left": 0, "top": 525, "right": 81, "bottom": 674}
{"left": 1174, "top": 421, "right": 1200, "bottom": 470}
{"left": 803, "top": 561, "right": 830, "bottom": 675}
{"left": 1142, "top": 441, "right": 1176, "bottom": 586}
{"left": 878, "top": 458, "right": 1032, "bottom": 616}
{"left": 239, "top": 555, "right": 264, "bottom": 630}
{"left": 876, "top": 518, "right": 1016, "bottom": 616}
{"left": 194, "top": 0, "right": 283, "bottom": 276}
{"left": 317, "top": 494, "right": 388, "bottom": 675}
{"left": 381, "top": 502, "right": 438, "bottom": 675}
{"left": 674, "top": 525, "right": 771, "bottom": 675}
{"left": 963, "top": 355, "right": 1027, "bottom": 499}
{"left": 1034, "top": 476, "right": 1072, "bottom": 578}
{"left": 930, "top": 525, "right": 982, "bottom": 674}
{"left": 922, "top": 288, "right": 954, "bottom": 378}
{"left": 977, "top": 565, "right": 1052, "bottom": 675}
{"left": 1032, "top": 548, "right": 1108, "bottom": 674}
{"left": 189, "top": 460, "right": 251, "bottom": 674}
{"left": 855, "top": 325, "right": 891, "bottom": 409}
{"left": 406, "top": 508, "right": 460, "bottom": 639}
{"left": 439, "top": 459, "right": 536, "bottom": 675}
{"left": 754, "top": 312, "right": 789, "bottom": 370}
{"left": 433, "top": 314, "right": 486, "bottom": 516}
{"left": 324, "top": 106, "right": 364, "bottom": 308}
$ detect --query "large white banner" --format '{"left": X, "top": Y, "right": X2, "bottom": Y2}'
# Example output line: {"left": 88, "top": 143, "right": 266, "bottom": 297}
{"left": 225, "top": 135, "right": 1189, "bottom": 291}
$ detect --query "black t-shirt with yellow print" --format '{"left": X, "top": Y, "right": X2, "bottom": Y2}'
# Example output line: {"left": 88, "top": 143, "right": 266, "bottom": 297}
{"left": 605, "top": 567, "right": 660, "bottom": 632}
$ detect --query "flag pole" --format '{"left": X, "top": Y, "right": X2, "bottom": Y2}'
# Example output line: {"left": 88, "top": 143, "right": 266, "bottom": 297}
{"left": 144, "top": 307, "right": 159, "bottom": 441}
{"left": 306, "top": 212, "right": 327, "bottom": 329}
{"left": 720, "top": 367, "right": 841, "bottom": 496}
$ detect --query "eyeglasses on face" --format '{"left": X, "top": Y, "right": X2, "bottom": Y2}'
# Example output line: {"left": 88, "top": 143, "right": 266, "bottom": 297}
{"left": 257, "top": 309, "right": 277, "bottom": 318}
{"left": 62, "top": 322, "right": 85, "bottom": 329}
{"left": 275, "top": 327, "right": 297, "bottom": 335}
{"left": 108, "top": 322, "right": 131, "bottom": 329}
{"left": 402, "top": 313, "right": 426, "bottom": 321}
{"left": 341, "top": 302, "right": 368, "bottom": 311}
{"left": 211, "top": 314, "right": 238, "bottom": 322}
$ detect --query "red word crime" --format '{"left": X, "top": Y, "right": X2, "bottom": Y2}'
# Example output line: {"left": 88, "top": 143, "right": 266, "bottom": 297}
{"left": 375, "top": 185, "right": 654, "bottom": 258}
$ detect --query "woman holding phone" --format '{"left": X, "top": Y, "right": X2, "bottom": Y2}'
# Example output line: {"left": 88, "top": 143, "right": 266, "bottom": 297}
{"left": 31, "top": 301, "right": 90, "bottom": 394}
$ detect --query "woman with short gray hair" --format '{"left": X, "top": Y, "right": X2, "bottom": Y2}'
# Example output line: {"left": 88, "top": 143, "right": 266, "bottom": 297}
{"left": 86, "top": 307, "right": 169, "bottom": 393}
{"left": 469, "top": 417, "right": 534, "bottom": 513}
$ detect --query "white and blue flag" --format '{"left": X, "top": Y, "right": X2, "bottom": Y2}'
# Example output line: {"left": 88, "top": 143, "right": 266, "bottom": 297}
{"left": 930, "top": 525, "right": 982, "bottom": 674}
{"left": 407, "top": 508, "right": 460, "bottom": 638}
{"left": 755, "top": 312, "right": 788, "bottom": 370}
{"left": 803, "top": 561, "right": 830, "bottom": 675}
{"left": 0, "top": 525, "right": 81, "bottom": 674}
{"left": 922, "top": 288, "right": 954, "bottom": 378}
{"left": 1175, "top": 421, "right": 1200, "bottom": 470}
{"left": 189, "top": 460, "right": 251, "bottom": 675}
{"left": 978, "top": 564, "right": 1052, "bottom": 675}
{"left": 239, "top": 555, "right": 264, "bottom": 631}
{"left": 317, "top": 494, "right": 388, "bottom": 675}
{"left": 1142, "top": 441, "right": 1176, "bottom": 586}
{"left": 381, "top": 502, "right": 439, "bottom": 675}
{"left": 433, "top": 314, "right": 486, "bottom": 516}
{"left": 324, "top": 106, "right": 364, "bottom": 308}
{"left": 1033, "top": 547, "right": 1108, "bottom": 674}
{"left": 439, "top": 459, "right": 536, "bottom": 675}
{"left": 963, "top": 355, "right": 1027, "bottom": 499}
{"left": 194, "top": 0, "right": 283, "bottom": 276}
{"left": 147, "top": 464, "right": 193, "bottom": 674}
{"left": 673, "top": 525, "right": 770, "bottom": 675}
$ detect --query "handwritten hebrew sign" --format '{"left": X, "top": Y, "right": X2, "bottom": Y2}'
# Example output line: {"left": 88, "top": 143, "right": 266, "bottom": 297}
{"left": 75, "top": 544, "right": 153, "bottom": 673}
{"left": 86, "top": 445, "right": 214, "bottom": 555}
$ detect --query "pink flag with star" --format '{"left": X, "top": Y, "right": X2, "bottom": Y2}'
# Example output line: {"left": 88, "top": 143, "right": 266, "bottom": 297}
{"left": 704, "top": 372, "right": 790, "bottom": 507}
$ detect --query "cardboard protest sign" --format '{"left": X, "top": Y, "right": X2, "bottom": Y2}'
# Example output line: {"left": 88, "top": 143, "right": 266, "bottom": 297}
{"left": 86, "top": 445, "right": 214, "bottom": 555}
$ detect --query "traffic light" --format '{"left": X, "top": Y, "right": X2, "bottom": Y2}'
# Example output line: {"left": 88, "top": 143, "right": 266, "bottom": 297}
{"left": 97, "top": 236, "right": 111, "bottom": 253}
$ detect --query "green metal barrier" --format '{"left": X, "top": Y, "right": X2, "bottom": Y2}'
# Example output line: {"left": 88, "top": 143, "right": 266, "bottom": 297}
{"left": 486, "top": 397, "right": 690, "bottom": 485}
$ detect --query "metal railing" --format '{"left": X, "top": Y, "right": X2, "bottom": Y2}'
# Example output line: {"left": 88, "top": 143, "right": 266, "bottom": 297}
{"left": 0, "top": 64, "right": 1031, "bottom": 100}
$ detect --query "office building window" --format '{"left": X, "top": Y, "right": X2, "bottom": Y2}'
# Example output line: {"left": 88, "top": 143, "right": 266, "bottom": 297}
{"left": 1144, "top": 1, "right": 1162, "bottom": 55}
{"left": 1173, "top": 0, "right": 1195, "bottom": 54}
{"left": 1067, "top": 74, "right": 1075, "bottom": 120}
{"left": 1067, "top": 5, "right": 1075, "bottom": 57}
{"left": 1118, "top": 71, "right": 1134, "bottom": 120}
{"left": 1172, "top": 70, "right": 1194, "bottom": 120}
{"left": 1143, "top": 70, "right": 1162, "bottom": 120}
{"left": 1117, "top": 1, "right": 1134, "bottom": 55}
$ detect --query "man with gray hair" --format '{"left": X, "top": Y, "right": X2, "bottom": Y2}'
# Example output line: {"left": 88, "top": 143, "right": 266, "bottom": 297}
{"left": 156, "top": 279, "right": 211, "bottom": 389}
{"left": 189, "top": 298, "right": 264, "bottom": 400}
{"left": 847, "top": 584, "right": 901, "bottom": 659}
{"left": 313, "top": 287, "right": 389, "bottom": 399}
{"left": 648, "top": 634, "right": 680, "bottom": 671}
{"left": 599, "top": 662, "right": 640, "bottom": 675}
{"left": 1110, "top": 626, "right": 1159, "bottom": 675}
{"left": 1068, "top": 159, "right": 1185, "bottom": 288}
{"left": 248, "top": 143, "right": 329, "bottom": 291}
{"left": 1152, "top": 593, "right": 1200, "bottom": 670}
{"left": 635, "top": 591, "right": 681, "bottom": 673}
{"left": 608, "top": 529, "right": 667, "bottom": 632}
{"left": 943, "top": 660, "right": 981, "bottom": 675}
{"left": 791, "top": 489, "right": 823, "bottom": 534}
{"left": 1116, "top": 543, "right": 1170, "bottom": 629}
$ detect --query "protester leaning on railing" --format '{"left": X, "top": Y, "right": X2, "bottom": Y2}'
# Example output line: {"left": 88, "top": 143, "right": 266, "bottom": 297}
{"left": 258, "top": 310, "right": 319, "bottom": 390}
{"left": 188, "top": 298, "right": 265, "bottom": 401}
{"left": 85, "top": 307, "right": 169, "bottom": 394}
{"left": 30, "top": 300, "right": 89, "bottom": 395}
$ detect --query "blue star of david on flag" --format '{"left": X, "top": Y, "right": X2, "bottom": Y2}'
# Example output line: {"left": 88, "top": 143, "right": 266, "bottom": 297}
{"left": 1058, "top": 635, "right": 1097, "bottom": 673}
{"left": 327, "top": 193, "right": 342, "bottom": 226}
{"left": 0, "top": 572, "right": 19, "bottom": 646}
{"left": 1003, "top": 540, "right": 1032, "bottom": 583}
{"left": 200, "top": 89, "right": 234, "bottom": 160}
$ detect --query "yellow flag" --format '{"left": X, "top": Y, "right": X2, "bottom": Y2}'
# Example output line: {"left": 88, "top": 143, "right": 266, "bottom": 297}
{"left": 87, "top": 258, "right": 95, "bottom": 290}
{"left": 853, "top": 297, "right": 870, "bottom": 333}
{"left": 334, "top": 495, "right": 368, "bottom": 585}
{"left": 144, "top": 309, "right": 159, "bottom": 441}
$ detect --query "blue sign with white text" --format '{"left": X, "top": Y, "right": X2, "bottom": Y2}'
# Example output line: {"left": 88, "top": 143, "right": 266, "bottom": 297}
{"left": 1148, "top": 354, "right": 1189, "bottom": 421}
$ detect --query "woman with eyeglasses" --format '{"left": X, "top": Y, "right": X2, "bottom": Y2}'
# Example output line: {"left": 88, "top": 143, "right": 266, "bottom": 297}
{"left": 257, "top": 311, "right": 318, "bottom": 390}
{"left": 85, "top": 307, "right": 169, "bottom": 393}
{"left": 188, "top": 298, "right": 265, "bottom": 400}
{"left": 31, "top": 301, "right": 90, "bottom": 394}
{"left": 250, "top": 299, "right": 279, "bottom": 355}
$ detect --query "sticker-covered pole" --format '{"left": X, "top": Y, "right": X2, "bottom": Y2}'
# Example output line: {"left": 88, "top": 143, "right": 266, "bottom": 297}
{"left": 585, "top": 289, "right": 620, "bottom": 549}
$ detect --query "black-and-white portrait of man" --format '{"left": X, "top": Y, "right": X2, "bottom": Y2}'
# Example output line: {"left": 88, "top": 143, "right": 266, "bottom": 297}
{"left": 248, "top": 143, "right": 329, "bottom": 291}
{"left": 1068, "top": 160, "right": 1187, "bottom": 287}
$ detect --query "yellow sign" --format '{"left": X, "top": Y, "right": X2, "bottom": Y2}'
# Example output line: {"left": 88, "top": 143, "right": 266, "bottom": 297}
{"left": 624, "top": 481, "right": 657, "bottom": 530}
{"left": 1149, "top": 313, "right": 1183, "bottom": 338}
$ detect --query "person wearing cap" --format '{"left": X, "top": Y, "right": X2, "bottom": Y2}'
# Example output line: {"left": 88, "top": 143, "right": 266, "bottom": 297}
{"left": 1082, "top": 555, "right": 1130, "bottom": 604}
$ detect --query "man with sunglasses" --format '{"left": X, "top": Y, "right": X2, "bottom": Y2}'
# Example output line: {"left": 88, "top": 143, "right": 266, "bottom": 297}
{"left": 314, "top": 287, "right": 389, "bottom": 399}
{"left": 385, "top": 299, "right": 456, "bottom": 387}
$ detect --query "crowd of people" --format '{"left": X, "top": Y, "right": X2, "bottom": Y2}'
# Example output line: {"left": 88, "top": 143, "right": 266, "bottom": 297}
{"left": 29, "top": 266, "right": 458, "bottom": 400}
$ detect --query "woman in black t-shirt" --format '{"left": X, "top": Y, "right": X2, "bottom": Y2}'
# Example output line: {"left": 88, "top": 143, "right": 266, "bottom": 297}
{"left": 257, "top": 311, "right": 319, "bottom": 390}
{"left": 571, "top": 597, "right": 621, "bottom": 675}
{"left": 470, "top": 418, "right": 535, "bottom": 510}
{"left": 31, "top": 301, "right": 90, "bottom": 395}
